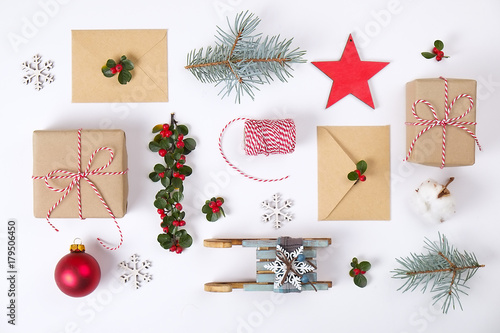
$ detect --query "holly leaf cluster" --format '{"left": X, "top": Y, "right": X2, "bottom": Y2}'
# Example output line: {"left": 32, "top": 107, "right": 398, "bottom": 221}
{"left": 349, "top": 257, "right": 371, "bottom": 288}
{"left": 102, "top": 55, "right": 134, "bottom": 84}
{"left": 202, "top": 197, "right": 226, "bottom": 222}
{"left": 421, "top": 40, "right": 449, "bottom": 61}
{"left": 149, "top": 114, "right": 196, "bottom": 254}
{"left": 347, "top": 160, "right": 367, "bottom": 182}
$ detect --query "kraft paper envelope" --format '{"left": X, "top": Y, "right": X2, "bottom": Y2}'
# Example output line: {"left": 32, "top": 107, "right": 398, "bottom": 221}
{"left": 72, "top": 29, "right": 168, "bottom": 103}
{"left": 317, "top": 126, "right": 390, "bottom": 220}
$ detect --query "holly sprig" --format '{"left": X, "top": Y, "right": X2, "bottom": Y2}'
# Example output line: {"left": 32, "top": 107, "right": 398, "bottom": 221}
{"left": 202, "top": 197, "right": 226, "bottom": 222}
{"left": 421, "top": 40, "right": 449, "bottom": 62}
{"left": 102, "top": 55, "right": 134, "bottom": 84}
{"left": 149, "top": 113, "right": 196, "bottom": 254}
{"left": 349, "top": 257, "right": 371, "bottom": 288}
{"left": 347, "top": 160, "right": 367, "bottom": 183}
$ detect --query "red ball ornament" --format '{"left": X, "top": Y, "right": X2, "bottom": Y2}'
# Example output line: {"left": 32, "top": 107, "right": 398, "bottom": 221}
{"left": 54, "top": 239, "right": 101, "bottom": 297}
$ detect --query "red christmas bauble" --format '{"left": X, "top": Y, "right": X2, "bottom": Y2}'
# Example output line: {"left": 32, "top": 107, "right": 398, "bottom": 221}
{"left": 54, "top": 239, "right": 101, "bottom": 297}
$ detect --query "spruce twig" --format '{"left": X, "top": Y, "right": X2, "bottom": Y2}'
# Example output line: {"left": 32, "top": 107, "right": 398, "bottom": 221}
{"left": 185, "top": 11, "right": 306, "bottom": 103}
{"left": 391, "top": 233, "right": 484, "bottom": 313}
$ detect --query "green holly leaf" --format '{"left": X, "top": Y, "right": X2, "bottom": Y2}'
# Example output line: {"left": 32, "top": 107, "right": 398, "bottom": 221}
{"left": 118, "top": 69, "right": 132, "bottom": 84}
{"left": 106, "top": 59, "right": 116, "bottom": 68}
{"left": 180, "top": 165, "right": 192, "bottom": 176}
{"left": 358, "top": 261, "right": 371, "bottom": 272}
{"left": 434, "top": 40, "right": 444, "bottom": 51}
{"left": 156, "top": 189, "right": 168, "bottom": 199}
{"left": 202, "top": 204, "right": 211, "bottom": 214}
{"left": 160, "top": 177, "right": 170, "bottom": 187}
{"left": 421, "top": 52, "right": 436, "bottom": 59}
{"left": 154, "top": 197, "right": 168, "bottom": 209}
{"left": 354, "top": 274, "right": 367, "bottom": 288}
{"left": 149, "top": 171, "right": 160, "bottom": 182}
{"left": 348, "top": 171, "right": 359, "bottom": 181}
{"left": 171, "top": 177, "right": 182, "bottom": 189}
{"left": 220, "top": 207, "right": 226, "bottom": 217}
{"left": 101, "top": 66, "right": 115, "bottom": 78}
{"left": 120, "top": 55, "right": 127, "bottom": 62}
{"left": 152, "top": 124, "right": 163, "bottom": 133}
{"left": 183, "top": 138, "right": 196, "bottom": 151}
{"left": 165, "top": 154, "right": 175, "bottom": 168}
{"left": 157, "top": 233, "right": 174, "bottom": 249}
{"left": 356, "top": 160, "right": 367, "bottom": 174}
{"left": 121, "top": 58, "right": 134, "bottom": 71}
{"left": 154, "top": 164, "right": 165, "bottom": 173}
{"left": 178, "top": 233, "right": 193, "bottom": 248}
{"left": 159, "top": 139, "right": 171, "bottom": 150}
{"left": 177, "top": 125, "right": 189, "bottom": 135}
{"left": 149, "top": 141, "right": 160, "bottom": 152}
{"left": 206, "top": 212, "right": 215, "bottom": 222}
{"left": 349, "top": 268, "right": 355, "bottom": 277}
{"left": 172, "top": 191, "right": 184, "bottom": 202}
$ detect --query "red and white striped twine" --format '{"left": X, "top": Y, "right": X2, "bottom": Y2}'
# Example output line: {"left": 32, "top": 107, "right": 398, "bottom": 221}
{"left": 405, "top": 77, "right": 481, "bottom": 168}
{"left": 33, "top": 129, "right": 128, "bottom": 250}
{"left": 219, "top": 118, "right": 296, "bottom": 182}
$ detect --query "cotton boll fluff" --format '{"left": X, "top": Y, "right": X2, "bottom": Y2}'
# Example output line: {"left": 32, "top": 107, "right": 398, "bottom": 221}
{"left": 412, "top": 177, "right": 455, "bottom": 223}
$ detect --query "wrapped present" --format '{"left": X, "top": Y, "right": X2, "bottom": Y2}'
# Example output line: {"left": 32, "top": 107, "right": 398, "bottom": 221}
{"left": 405, "top": 77, "right": 481, "bottom": 168}
{"left": 33, "top": 129, "right": 128, "bottom": 250}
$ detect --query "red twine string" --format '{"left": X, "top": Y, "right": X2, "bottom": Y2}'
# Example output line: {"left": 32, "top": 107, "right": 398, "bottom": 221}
{"left": 405, "top": 77, "right": 481, "bottom": 168}
{"left": 219, "top": 118, "right": 296, "bottom": 182}
{"left": 33, "top": 129, "right": 128, "bottom": 250}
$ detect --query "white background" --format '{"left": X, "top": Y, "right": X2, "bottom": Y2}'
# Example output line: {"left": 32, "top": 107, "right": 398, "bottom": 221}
{"left": 1, "top": 0, "right": 500, "bottom": 332}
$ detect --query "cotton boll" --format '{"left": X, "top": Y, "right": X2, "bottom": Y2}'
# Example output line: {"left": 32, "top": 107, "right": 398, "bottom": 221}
{"left": 412, "top": 178, "right": 455, "bottom": 223}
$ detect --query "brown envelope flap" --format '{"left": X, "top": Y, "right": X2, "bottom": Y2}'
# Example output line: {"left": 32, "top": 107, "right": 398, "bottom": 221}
{"left": 72, "top": 29, "right": 167, "bottom": 102}
{"left": 317, "top": 126, "right": 355, "bottom": 220}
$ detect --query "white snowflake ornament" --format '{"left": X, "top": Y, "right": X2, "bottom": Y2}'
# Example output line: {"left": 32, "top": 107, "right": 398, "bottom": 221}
{"left": 264, "top": 245, "right": 315, "bottom": 290}
{"left": 119, "top": 254, "right": 152, "bottom": 289}
{"left": 262, "top": 193, "right": 293, "bottom": 229}
{"left": 412, "top": 177, "right": 455, "bottom": 223}
{"left": 22, "top": 54, "right": 54, "bottom": 90}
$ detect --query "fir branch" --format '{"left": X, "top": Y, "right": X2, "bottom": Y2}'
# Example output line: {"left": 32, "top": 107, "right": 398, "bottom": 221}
{"left": 185, "top": 11, "right": 306, "bottom": 103}
{"left": 391, "top": 233, "right": 484, "bottom": 314}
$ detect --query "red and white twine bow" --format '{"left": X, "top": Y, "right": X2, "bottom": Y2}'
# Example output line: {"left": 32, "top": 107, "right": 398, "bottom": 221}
{"left": 405, "top": 77, "right": 481, "bottom": 168}
{"left": 33, "top": 129, "right": 128, "bottom": 250}
{"left": 219, "top": 118, "right": 296, "bottom": 182}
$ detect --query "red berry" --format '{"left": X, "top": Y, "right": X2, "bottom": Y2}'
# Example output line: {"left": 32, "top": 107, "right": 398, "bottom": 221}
{"left": 160, "top": 130, "right": 167, "bottom": 137}
{"left": 361, "top": 271, "right": 366, "bottom": 274}
{"left": 216, "top": 199, "right": 223, "bottom": 207}
{"left": 175, "top": 203, "right": 183, "bottom": 210}
{"left": 359, "top": 175, "right": 366, "bottom": 182}
{"left": 160, "top": 213, "right": 166, "bottom": 219}
{"left": 115, "top": 64, "right": 123, "bottom": 72}
{"left": 179, "top": 155, "right": 186, "bottom": 162}
{"left": 165, "top": 130, "right": 172, "bottom": 138}
{"left": 176, "top": 141, "right": 184, "bottom": 149}
{"left": 177, "top": 134, "right": 184, "bottom": 141}
{"left": 110, "top": 67, "right": 117, "bottom": 74}
{"left": 437, "top": 50, "right": 444, "bottom": 57}
{"left": 436, "top": 55, "right": 443, "bottom": 61}
{"left": 163, "top": 124, "right": 170, "bottom": 130}
{"left": 176, "top": 162, "right": 183, "bottom": 169}
{"left": 212, "top": 207, "right": 220, "bottom": 213}
{"left": 178, "top": 220, "right": 186, "bottom": 227}
{"left": 175, "top": 246, "right": 183, "bottom": 254}
{"left": 162, "top": 226, "right": 169, "bottom": 233}
{"left": 157, "top": 209, "right": 164, "bottom": 214}
{"left": 172, "top": 220, "right": 179, "bottom": 227}
{"left": 432, "top": 47, "right": 440, "bottom": 54}
{"left": 159, "top": 149, "right": 167, "bottom": 157}
{"left": 355, "top": 169, "right": 361, "bottom": 177}
{"left": 353, "top": 268, "right": 361, "bottom": 275}
{"left": 158, "top": 172, "right": 165, "bottom": 178}
{"left": 179, "top": 174, "right": 185, "bottom": 181}
{"left": 173, "top": 172, "right": 180, "bottom": 178}
{"left": 169, "top": 245, "right": 177, "bottom": 252}
{"left": 209, "top": 201, "right": 216, "bottom": 208}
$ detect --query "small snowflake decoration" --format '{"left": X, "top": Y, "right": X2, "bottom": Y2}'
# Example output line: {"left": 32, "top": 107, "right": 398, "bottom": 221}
{"left": 119, "top": 254, "right": 152, "bottom": 289}
{"left": 264, "top": 245, "right": 315, "bottom": 291}
{"left": 262, "top": 193, "right": 293, "bottom": 229}
{"left": 22, "top": 54, "right": 54, "bottom": 91}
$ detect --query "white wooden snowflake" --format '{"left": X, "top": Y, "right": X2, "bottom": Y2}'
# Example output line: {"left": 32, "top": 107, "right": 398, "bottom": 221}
{"left": 264, "top": 245, "right": 315, "bottom": 290}
{"left": 22, "top": 54, "right": 54, "bottom": 90}
{"left": 262, "top": 193, "right": 293, "bottom": 229}
{"left": 119, "top": 254, "right": 152, "bottom": 289}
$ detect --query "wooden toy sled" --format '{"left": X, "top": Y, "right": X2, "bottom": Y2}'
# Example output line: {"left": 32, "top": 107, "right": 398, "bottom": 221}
{"left": 204, "top": 238, "right": 333, "bottom": 292}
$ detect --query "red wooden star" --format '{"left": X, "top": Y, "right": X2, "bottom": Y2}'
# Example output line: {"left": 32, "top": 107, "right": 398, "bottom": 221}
{"left": 312, "top": 34, "right": 389, "bottom": 109}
